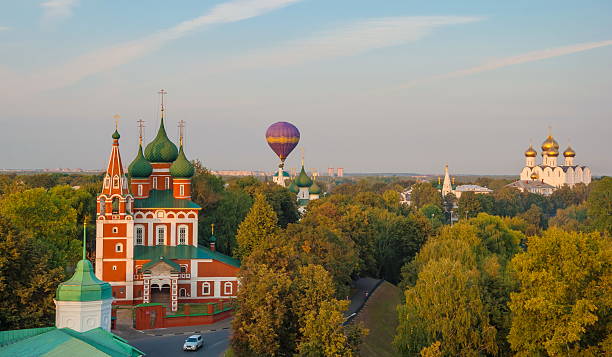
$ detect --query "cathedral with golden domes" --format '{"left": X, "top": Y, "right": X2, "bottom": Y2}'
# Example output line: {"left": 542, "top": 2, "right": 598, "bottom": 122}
{"left": 519, "top": 131, "right": 591, "bottom": 188}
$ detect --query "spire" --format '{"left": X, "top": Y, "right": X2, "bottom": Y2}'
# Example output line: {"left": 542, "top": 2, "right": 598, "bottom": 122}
{"left": 145, "top": 90, "right": 178, "bottom": 163}
{"left": 442, "top": 164, "right": 452, "bottom": 197}
{"left": 159, "top": 89, "right": 167, "bottom": 120}
{"left": 82, "top": 219, "right": 87, "bottom": 260}
{"left": 102, "top": 116, "right": 128, "bottom": 197}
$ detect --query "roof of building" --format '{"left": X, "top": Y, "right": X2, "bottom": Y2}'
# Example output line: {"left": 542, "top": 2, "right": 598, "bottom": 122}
{"left": 309, "top": 180, "right": 321, "bottom": 194}
{"left": 144, "top": 118, "right": 178, "bottom": 163}
{"left": 142, "top": 256, "right": 182, "bottom": 272}
{"left": 169, "top": 145, "right": 195, "bottom": 178}
{"left": 134, "top": 189, "right": 201, "bottom": 209}
{"left": 454, "top": 184, "right": 493, "bottom": 193}
{"left": 134, "top": 245, "right": 240, "bottom": 268}
{"left": 287, "top": 180, "right": 299, "bottom": 193}
{"left": 297, "top": 198, "right": 310, "bottom": 206}
{"left": 295, "top": 166, "right": 313, "bottom": 188}
{"left": 56, "top": 259, "right": 112, "bottom": 302}
{"left": 128, "top": 144, "right": 153, "bottom": 178}
{"left": 0, "top": 327, "right": 144, "bottom": 357}
{"left": 273, "top": 171, "right": 290, "bottom": 177}
{"left": 507, "top": 180, "right": 555, "bottom": 190}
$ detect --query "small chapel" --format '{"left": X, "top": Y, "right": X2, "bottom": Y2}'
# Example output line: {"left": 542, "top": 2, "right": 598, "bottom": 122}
{"left": 94, "top": 91, "right": 239, "bottom": 312}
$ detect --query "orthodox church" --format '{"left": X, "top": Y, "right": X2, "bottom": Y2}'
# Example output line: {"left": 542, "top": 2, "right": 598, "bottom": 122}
{"left": 95, "top": 94, "right": 239, "bottom": 312}
{"left": 519, "top": 131, "right": 591, "bottom": 188}
{"left": 286, "top": 158, "right": 321, "bottom": 207}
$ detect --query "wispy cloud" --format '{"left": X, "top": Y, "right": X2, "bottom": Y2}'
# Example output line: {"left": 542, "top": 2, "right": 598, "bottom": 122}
{"left": 401, "top": 39, "right": 612, "bottom": 88}
{"left": 32, "top": 0, "right": 302, "bottom": 91}
{"left": 0, "top": 26, "right": 10, "bottom": 32}
{"left": 41, "top": 0, "right": 80, "bottom": 23}
{"left": 208, "top": 16, "right": 482, "bottom": 72}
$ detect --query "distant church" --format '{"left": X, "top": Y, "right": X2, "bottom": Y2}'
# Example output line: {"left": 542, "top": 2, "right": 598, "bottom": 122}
{"left": 519, "top": 131, "right": 591, "bottom": 188}
{"left": 95, "top": 91, "right": 239, "bottom": 312}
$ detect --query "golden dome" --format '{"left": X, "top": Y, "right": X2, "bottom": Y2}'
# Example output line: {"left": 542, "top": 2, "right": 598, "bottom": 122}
{"left": 541, "top": 135, "right": 559, "bottom": 153}
{"left": 563, "top": 146, "right": 576, "bottom": 157}
{"left": 547, "top": 147, "right": 559, "bottom": 157}
{"left": 530, "top": 172, "right": 538, "bottom": 180}
{"left": 524, "top": 145, "right": 537, "bottom": 157}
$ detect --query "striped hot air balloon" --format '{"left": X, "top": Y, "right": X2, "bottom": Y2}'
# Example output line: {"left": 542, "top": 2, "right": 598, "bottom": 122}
{"left": 266, "top": 122, "right": 300, "bottom": 168}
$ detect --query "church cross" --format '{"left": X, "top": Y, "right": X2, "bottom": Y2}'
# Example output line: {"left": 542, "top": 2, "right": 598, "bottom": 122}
{"left": 137, "top": 119, "right": 145, "bottom": 144}
{"left": 178, "top": 120, "right": 186, "bottom": 146}
{"left": 158, "top": 89, "right": 167, "bottom": 117}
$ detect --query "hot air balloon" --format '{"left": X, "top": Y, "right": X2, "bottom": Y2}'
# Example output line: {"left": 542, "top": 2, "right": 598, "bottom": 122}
{"left": 266, "top": 122, "right": 300, "bottom": 169}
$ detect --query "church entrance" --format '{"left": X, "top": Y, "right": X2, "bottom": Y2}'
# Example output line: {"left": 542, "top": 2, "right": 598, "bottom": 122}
{"left": 150, "top": 284, "right": 171, "bottom": 307}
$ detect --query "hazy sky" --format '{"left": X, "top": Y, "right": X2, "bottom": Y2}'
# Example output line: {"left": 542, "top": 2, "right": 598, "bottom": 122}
{"left": 1, "top": 0, "right": 611, "bottom": 175}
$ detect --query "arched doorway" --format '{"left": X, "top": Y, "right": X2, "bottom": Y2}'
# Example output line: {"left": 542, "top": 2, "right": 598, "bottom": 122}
{"left": 150, "top": 283, "right": 171, "bottom": 306}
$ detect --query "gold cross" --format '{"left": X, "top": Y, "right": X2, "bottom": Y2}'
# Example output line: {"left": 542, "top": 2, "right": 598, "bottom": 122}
{"left": 113, "top": 114, "right": 121, "bottom": 130}
{"left": 158, "top": 89, "right": 167, "bottom": 115}
{"left": 178, "top": 120, "right": 186, "bottom": 146}
{"left": 137, "top": 119, "right": 145, "bottom": 144}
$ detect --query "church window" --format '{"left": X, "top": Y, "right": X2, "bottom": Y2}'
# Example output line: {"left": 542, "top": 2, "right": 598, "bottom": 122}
{"left": 112, "top": 227, "right": 118, "bottom": 234}
{"left": 126, "top": 197, "right": 132, "bottom": 214}
{"left": 135, "top": 226, "right": 144, "bottom": 245}
{"left": 115, "top": 243, "right": 123, "bottom": 252}
{"left": 104, "top": 177, "right": 110, "bottom": 188}
{"left": 112, "top": 197, "right": 119, "bottom": 214}
{"left": 180, "top": 265, "right": 187, "bottom": 273}
{"left": 180, "top": 185, "right": 184, "bottom": 196}
{"left": 156, "top": 226, "right": 166, "bottom": 245}
{"left": 157, "top": 211, "right": 164, "bottom": 218}
{"left": 99, "top": 200, "right": 106, "bottom": 215}
{"left": 178, "top": 225, "right": 188, "bottom": 245}
{"left": 112, "top": 265, "right": 117, "bottom": 271}
{"left": 138, "top": 185, "right": 143, "bottom": 196}
{"left": 153, "top": 177, "right": 158, "bottom": 189}
{"left": 179, "top": 288, "right": 186, "bottom": 297}
{"left": 224, "top": 282, "right": 233, "bottom": 295}
{"left": 113, "top": 176, "right": 119, "bottom": 188}
{"left": 202, "top": 282, "right": 211, "bottom": 296}
{"left": 165, "top": 177, "right": 170, "bottom": 190}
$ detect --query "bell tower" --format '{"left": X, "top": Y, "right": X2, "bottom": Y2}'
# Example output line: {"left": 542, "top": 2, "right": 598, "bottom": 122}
{"left": 95, "top": 116, "right": 135, "bottom": 303}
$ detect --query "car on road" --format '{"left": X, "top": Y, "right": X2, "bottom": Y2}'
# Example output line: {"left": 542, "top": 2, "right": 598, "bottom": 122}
{"left": 183, "top": 335, "right": 204, "bottom": 351}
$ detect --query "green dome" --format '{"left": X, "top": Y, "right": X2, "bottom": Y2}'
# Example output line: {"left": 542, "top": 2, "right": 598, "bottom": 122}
{"left": 295, "top": 166, "right": 313, "bottom": 188}
{"left": 209, "top": 235, "right": 217, "bottom": 243}
{"left": 170, "top": 145, "right": 195, "bottom": 178}
{"left": 274, "top": 171, "right": 290, "bottom": 177}
{"left": 56, "top": 259, "right": 112, "bottom": 302}
{"left": 310, "top": 180, "right": 321, "bottom": 194}
{"left": 112, "top": 130, "right": 120, "bottom": 140}
{"left": 145, "top": 119, "right": 178, "bottom": 163}
{"left": 288, "top": 180, "right": 299, "bottom": 193}
{"left": 128, "top": 144, "right": 153, "bottom": 178}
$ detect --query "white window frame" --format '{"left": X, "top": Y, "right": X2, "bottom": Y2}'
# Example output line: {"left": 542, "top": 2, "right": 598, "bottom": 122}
{"left": 115, "top": 243, "right": 123, "bottom": 252}
{"left": 104, "top": 177, "right": 110, "bottom": 188}
{"left": 153, "top": 177, "right": 158, "bottom": 189}
{"left": 165, "top": 177, "right": 170, "bottom": 190}
{"left": 112, "top": 265, "right": 117, "bottom": 271}
{"left": 113, "top": 175, "right": 119, "bottom": 188}
{"left": 179, "top": 288, "right": 187, "bottom": 297}
{"left": 138, "top": 185, "right": 143, "bottom": 196}
{"left": 112, "top": 227, "right": 118, "bottom": 234}
{"left": 179, "top": 185, "right": 184, "bottom": 196}
{"left": 156, "top": 226, "right": 166, "bottom": 245}
{"left": 135, "top": 225, "right": 144, "bottom": 245}
{"left": 178, "top": 225, "right": 188, "bottom": 245}
{"left": 224, "top": 282, "right": 233, "bottom": 295}
{"left": 202, "top": 282, "right": 211, "bottom": 296}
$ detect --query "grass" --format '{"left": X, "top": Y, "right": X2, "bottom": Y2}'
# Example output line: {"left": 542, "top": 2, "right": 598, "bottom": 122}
{"left": 355, "top": 281, "right": 402, "bottom": 357}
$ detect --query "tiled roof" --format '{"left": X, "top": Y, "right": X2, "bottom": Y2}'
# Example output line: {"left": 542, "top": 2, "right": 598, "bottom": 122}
{"left": 134, "top": 245, "right": 240, "bottom": 268}
{"left": 134, "top": 189, "right": 201, "bottom": 209}
{"left": 0, "top": 327, "right": 143, "bottom": 357}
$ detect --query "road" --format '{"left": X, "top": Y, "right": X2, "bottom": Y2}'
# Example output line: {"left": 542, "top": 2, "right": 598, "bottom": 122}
{"left": 129, "top": 329, "right": 230, "bottom": 357}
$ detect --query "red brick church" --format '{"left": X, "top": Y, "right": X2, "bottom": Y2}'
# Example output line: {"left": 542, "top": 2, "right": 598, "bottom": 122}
{"left": 94, "top": 99, "right": 239, "bottom": 312}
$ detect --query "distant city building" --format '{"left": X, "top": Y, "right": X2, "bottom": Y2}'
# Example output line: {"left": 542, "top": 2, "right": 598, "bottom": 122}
{"left": 213, "top": 170, "right": 266, "bottom": 177}
{"left": 400, "top": 188, "right": 412, "bottom": 206}
{"left": 287, "top": 157, "right": 320, "bottom": 210}
{"left": 506, "top": 179, "right": 556, "bottom": 196}
{"left": 272, "top": 170, "right": 290, "bottom": 186}
{"left": 518, "top": 130, "right": 591, "bottom": 188}
{"left": 337, "top": 168, "right": 344, "bottom": 177}
{"left": 327, "top": 167, "right": 334, "bottom": 177}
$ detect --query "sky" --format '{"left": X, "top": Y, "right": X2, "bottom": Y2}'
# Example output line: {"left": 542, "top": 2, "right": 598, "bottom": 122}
{"left": 1, "top": 0, "right": 611, "bottom": 175}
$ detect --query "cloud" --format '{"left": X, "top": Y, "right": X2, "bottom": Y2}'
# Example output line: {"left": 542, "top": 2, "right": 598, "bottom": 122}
{"left": 401, "top": 39, "right": 612, "bottom": 88}
{"left": 41, "top": 0, "right": 80, "bottom": 23}
{"left": 207, "top": 16, "right": 482, "bottom": 72}
{"left": 30, "top": 0, "right": 301, "bottom": 91}
{"left": 0, "top": 26, "right": 10, "bottom": 31}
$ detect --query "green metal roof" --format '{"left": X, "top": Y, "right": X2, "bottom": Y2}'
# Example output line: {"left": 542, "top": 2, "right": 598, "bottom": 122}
{"left": 128, "top": 144, "right": 153, "bottom": 178}
{"left": 144, "top": 118, "right": 178, "bottom": 163}
{"left": 309, "top": 180, "right": 321, "bottom": 194}
{"left": 287, "top": 180, "right": 299, "bottom": 193}
{"left": 273, "top": 171, "right": 290, "bottom": 177}
{"left": 134, "top": 245, "right": 240, "bottom": 268}
{"left": 56, "top": 259, "right": 112, "bottom": 302}
{"left": 142, "top": 256, "right": 181, "bottom": 272}
{"left": 0, "top": 327, "right": 144, "bottom": 357}
{"left": 134, "top": 189, "right": 201, "bottom": 209}
{"left": 295, "top": 165, "right": 313, "bottom": 187}
{"left": 169, "top": 145, "right": 195, "bottom": 178}
{"left": 298, "top": 198, "right": 310, "bottom": 206}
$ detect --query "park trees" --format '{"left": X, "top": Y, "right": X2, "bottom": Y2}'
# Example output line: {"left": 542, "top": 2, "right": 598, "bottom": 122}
{"left": 586, "top": 177, "right": 612, "bottom": 234}
{"left": 234, "top": 193, "right": 279, "bottom": 259}
{"left": 508, "top": 228, "right": 611, "bottom": 355}
{"left": 410, "top": 182, "right": 442, "bottom": 209}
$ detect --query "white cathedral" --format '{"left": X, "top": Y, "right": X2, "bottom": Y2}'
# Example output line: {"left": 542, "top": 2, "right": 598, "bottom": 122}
{"left": 519, "top": 132, "right": 591, "bottom": 188}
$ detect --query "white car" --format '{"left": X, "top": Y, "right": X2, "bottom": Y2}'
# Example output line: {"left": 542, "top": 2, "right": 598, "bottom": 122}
{"left": 183, "top": 334, "right": 204, "bottom": 351}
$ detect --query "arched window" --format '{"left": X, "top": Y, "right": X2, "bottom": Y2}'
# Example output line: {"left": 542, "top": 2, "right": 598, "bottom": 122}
{"left": 112, "top": 227, "right": 118, "bottom": 234}
{"left": 202, "top": 282, "right": 211, "bottom": 296}
{"left": 112, "top": 197, "right": 119, "bottom": 214}
{"left": 104, "top": 176, "right": 110, "bottom": 188}
{"left": 178, "top": 225, "right": 188, "bottom": 245}
{"left": 165, "top": 177, "right": 170, "bottom": 190}
{"left": 179, "top": 288, "right": 186, "bottom": 297}
{"left": 113, "top": 175, "right": 120, "bottom": 188}
{"left": 153, "top": 177, "right": 158, "bottom": 189}
{"left": 179, "top": 185, "right": 184, "bottom": 196}
{"left": 135, "top": 225, "right": 144, "bottom": 245}
{"left": 180, "top": 265, "right": 187, "bottom": 273}
{"left": 138, "top": 185, "right": 143, "bottom": 196}
{"left": 99, "top": 200, "right": 106, "bottom": 215}
{"left": 126, "top": 197, "right": 132, "bottom": 214}
{"left": 156, "top": 226, "right": 166, "bottom": 245}
{"left": 115, "top": 243, "right": 123, "bottom": 252}
{"left": 224, "top": 282, "right": 233, "bottom": 295}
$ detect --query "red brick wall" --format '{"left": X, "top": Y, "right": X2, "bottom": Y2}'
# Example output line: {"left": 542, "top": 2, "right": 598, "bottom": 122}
{"left": 197, "top": 281, "right": 215, "bottom": 297}
{"left": 103, "top": 261, "right": 126, "bottom": 282}
{"left": 198, "top": 261, "right": 239, "bottom": 277}
{"left": 103, "top": 238, "right": 127, "bottom": 259}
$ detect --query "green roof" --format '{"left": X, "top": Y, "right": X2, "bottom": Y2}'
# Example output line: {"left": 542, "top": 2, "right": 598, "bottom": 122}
{"left": 309, "top": 180, "right": 321, "bottom": 194}
{"left": 56, "top": 259, "right": 112, "bottom": 302}
{"left": 134, "top": 189, "right": 201, "bottom": 209}
{"left": 273, "top": 171, "right": 290, "bottom": 177}
{"left": 287, "top": 180, "right": 299, "bottom": 193}
{"left": 295, "top": 165, "right": 313, "bottom": 187}
{"left": 298, "top": 198, "right": 310, "bottom": 206}
{"left": 128, "top": 144, "right": 153, "bottom": 178}
{"left": 142, "top": 256, "right": 181, "bottom": 272}
{"left": 134, "top": 245, "right": 240, "bottom": 268}
{"left": 144, "top": 118, "right": 178, "bottom": 163}
{"left": 169, "top": 145, "right": 195, "bottom": 178}
{"left": 0, "top": 327, "right": 144, "bottom": 357}
{"left": 112, "top": 130, "right": 120, "bottom": 140}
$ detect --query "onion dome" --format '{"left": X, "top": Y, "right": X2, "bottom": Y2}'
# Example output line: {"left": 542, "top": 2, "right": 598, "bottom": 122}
{"left": 563, "top": 146, "right": 576, "bottom": 157}
{"left": 128, "top": 144, "right": 153, "bottom": 178}
{"left": 287, "top": 180, "right": 299, "bottom": 193}
{"left": 170, "top": 145, "right": 195, "bottom": 178}
{"left": 309, "top": 180, "right": 321, "bottom": 195}
{"left": 524, "top": 145, "right": 537, "bottom": 157}
{"left": 547, "top": 147, "right": 559, "bottom": 157}
{"left": 56, "top": 259, "right": 111, "bottom": 301}
{"left": 530, "top": 172, "right": 538, "bottom": 180}
{"left": 145, "top": 119, "right": 178, "bottom": 162}
{"left": 295, "top": 166, "right": 313, "bottom": 188}
{"left": 273, "top": 171, "right": 290, "bottom": 177}
{"left": 541, "top": 135, "right": 559, "bottom": 152}
{"left": 112, "top": 129, "right": 120, "bottom": 140}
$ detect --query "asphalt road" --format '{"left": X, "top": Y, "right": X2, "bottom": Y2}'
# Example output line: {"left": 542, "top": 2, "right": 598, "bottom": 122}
{"left": 129, "top": 329, "right": 230, "bottom": 357}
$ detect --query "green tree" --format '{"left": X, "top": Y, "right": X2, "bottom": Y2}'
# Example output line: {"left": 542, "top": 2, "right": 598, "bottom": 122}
{"left": 420, "top": 204, "right": 444, "bottom": 230}
{"left": 508, "top": 228, "right": 611, "bottom": 356}
{"left": 586, "top": 177, "right": 612, "bottom": 234}
{"left": 549, "top": 204, "right": 589, "bottom": 232}
{"left": 410, "top": 182, "right": 442, "bottom": 209}
{"left": 457, "top": 192, "right": 482, "bottom": 219}
{"left": 234, "top": 193, "right": 279, "bottom": 259}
